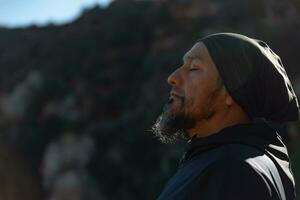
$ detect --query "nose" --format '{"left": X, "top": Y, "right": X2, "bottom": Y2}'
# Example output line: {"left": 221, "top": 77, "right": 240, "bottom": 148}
{"left": 167, "top": 68, "right": 181, "bottom": 86}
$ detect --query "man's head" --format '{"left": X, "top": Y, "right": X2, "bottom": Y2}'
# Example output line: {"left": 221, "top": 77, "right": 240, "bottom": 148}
{"left": 152, "top": 33, "right": 299, "bottom": 143}
{"left": 152, "top": 42, "right": 250, "bottom": 143}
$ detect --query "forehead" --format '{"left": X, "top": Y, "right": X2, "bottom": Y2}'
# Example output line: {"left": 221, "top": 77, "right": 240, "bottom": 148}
{"left": 183, "top": 42, "right": 208, "bottom": 62}
{"left": 183, "top": 42, "right": 220, "bottom": 76}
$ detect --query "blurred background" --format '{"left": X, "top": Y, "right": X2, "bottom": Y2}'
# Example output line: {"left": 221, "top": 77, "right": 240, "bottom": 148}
{"left": 0, "top": 0, "right": 300, "bottom": 199}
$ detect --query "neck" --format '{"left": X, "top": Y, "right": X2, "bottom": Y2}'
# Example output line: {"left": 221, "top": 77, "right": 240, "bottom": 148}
{"left": 187, "top": 107, "right": 251, "bottom": 138}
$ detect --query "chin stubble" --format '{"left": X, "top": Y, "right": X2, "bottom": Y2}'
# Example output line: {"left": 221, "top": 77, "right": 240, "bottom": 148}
{"left": 151, "top": 98, "right": 190, "bottom": 144}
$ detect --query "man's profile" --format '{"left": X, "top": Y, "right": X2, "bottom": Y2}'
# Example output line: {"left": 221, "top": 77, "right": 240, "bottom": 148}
{"left": 152, "top": 33, "right": 299, "bottom": 200}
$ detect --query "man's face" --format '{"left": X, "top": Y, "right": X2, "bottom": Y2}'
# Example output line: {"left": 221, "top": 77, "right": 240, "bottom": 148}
{"left": 152, "top": 42, "right": 223, "bottom": 143}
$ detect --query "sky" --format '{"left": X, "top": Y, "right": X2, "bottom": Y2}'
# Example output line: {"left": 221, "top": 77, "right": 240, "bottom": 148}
{"left": 0, "top": 0, "right": 113, "bottom": 28}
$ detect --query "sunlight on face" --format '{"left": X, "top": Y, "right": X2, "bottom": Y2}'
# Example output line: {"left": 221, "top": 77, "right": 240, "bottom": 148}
{"left": 152, "top": 42, "right": 223, "bottom": 143}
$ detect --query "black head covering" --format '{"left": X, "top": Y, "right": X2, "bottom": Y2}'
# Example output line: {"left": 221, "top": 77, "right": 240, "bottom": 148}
{"left": 199, "top": 33, "right": 299, "bottom": 123}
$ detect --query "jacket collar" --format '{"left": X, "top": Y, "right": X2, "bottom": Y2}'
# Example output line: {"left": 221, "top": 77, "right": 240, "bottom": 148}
{"left": 180, "top": 121, "right": 287, "bottom": 165}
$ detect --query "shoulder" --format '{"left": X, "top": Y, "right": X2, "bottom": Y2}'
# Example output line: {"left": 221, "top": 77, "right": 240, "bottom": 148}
{"left": 201, "top": 143, "right": 277, "bottom": 190}
{"left": 206, "top": 144, "right": 279, "bottom": 179}
{"left": 201, "top": 156, "right": 268, "bottom": 181}
{"left": 185, "top": 144, "right": 279, "bottom": 200}
{"left": 186, "top": 158, "right": 275, "bottom": 200}
{"left": 215, "top": 143, "right": 265, "bottom": 160}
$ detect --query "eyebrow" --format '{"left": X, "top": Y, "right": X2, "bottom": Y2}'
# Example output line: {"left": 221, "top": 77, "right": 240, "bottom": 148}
{"left": 182, "top": 54, "right": 202, "bottom": 63}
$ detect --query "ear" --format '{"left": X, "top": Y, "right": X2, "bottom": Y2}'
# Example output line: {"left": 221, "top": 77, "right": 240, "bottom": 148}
{"left": 219, "top": 86, "right": 233, "bottom": 106}
{"left": 225, "top": 94, "right": 234, "bottom": 106}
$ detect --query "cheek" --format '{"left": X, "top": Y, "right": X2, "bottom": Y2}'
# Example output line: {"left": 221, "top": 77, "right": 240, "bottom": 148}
{"left": 183, "top": 85, "right": 200, "bottom": 110}
{"left": 184, "top": 79, "right": 214, "bottom": 108}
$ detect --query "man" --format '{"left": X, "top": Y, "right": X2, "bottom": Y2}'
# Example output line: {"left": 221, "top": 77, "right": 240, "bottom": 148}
{"left": 152, "top": 33, "right": 299, "bottom": 200}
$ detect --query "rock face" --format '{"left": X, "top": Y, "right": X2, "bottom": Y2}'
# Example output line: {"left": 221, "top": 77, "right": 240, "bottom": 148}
{"left": 0, "top": 0, "right": 300, "bottom": 199}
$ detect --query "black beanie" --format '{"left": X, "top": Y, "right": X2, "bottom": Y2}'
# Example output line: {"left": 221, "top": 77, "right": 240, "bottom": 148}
{"left": 199, "top": 33, "right": 299, "bottom": 123}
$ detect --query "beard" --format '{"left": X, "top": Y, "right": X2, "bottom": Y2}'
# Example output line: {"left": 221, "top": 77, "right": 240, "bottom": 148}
{"left": 151, "top": 85, "right": 222, "bottom": 144}
{"left": 151, "top": 98, "right": 190, "bottom": 144}
{"left": 152, "top": 96, "right": 214, "bottom": 144}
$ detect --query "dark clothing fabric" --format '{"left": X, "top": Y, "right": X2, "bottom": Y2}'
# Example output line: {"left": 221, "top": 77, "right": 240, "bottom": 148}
{"left": 157, "top": 122, "right": 296, "bottom": 200}
{"left": 199, "top": 33, "right": 299, "bottom": 123}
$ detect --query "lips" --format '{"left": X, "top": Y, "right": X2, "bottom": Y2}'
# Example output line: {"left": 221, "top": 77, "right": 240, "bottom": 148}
{"left": 168, "top": 91, "right": 184, "bottom": 107}
{"left": 167, "top": 91, "right": 184, "bottom": 108}
{"left": 170, "top": 91, "right": 184, "bottom": 99}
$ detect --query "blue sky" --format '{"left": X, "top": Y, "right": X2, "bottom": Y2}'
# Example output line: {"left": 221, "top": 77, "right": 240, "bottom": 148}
{"left": 0, "top": 0, "right": 112, "bottom": 28}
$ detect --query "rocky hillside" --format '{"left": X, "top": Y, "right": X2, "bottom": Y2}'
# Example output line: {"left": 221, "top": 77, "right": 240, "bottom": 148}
{"left": 0, "top": 0, "right": 300, "bottom": 199}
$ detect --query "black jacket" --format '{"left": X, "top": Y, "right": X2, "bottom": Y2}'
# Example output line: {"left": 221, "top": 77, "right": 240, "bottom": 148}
{"left": 157, "top": 122, "right": 295, "bottom": 200}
